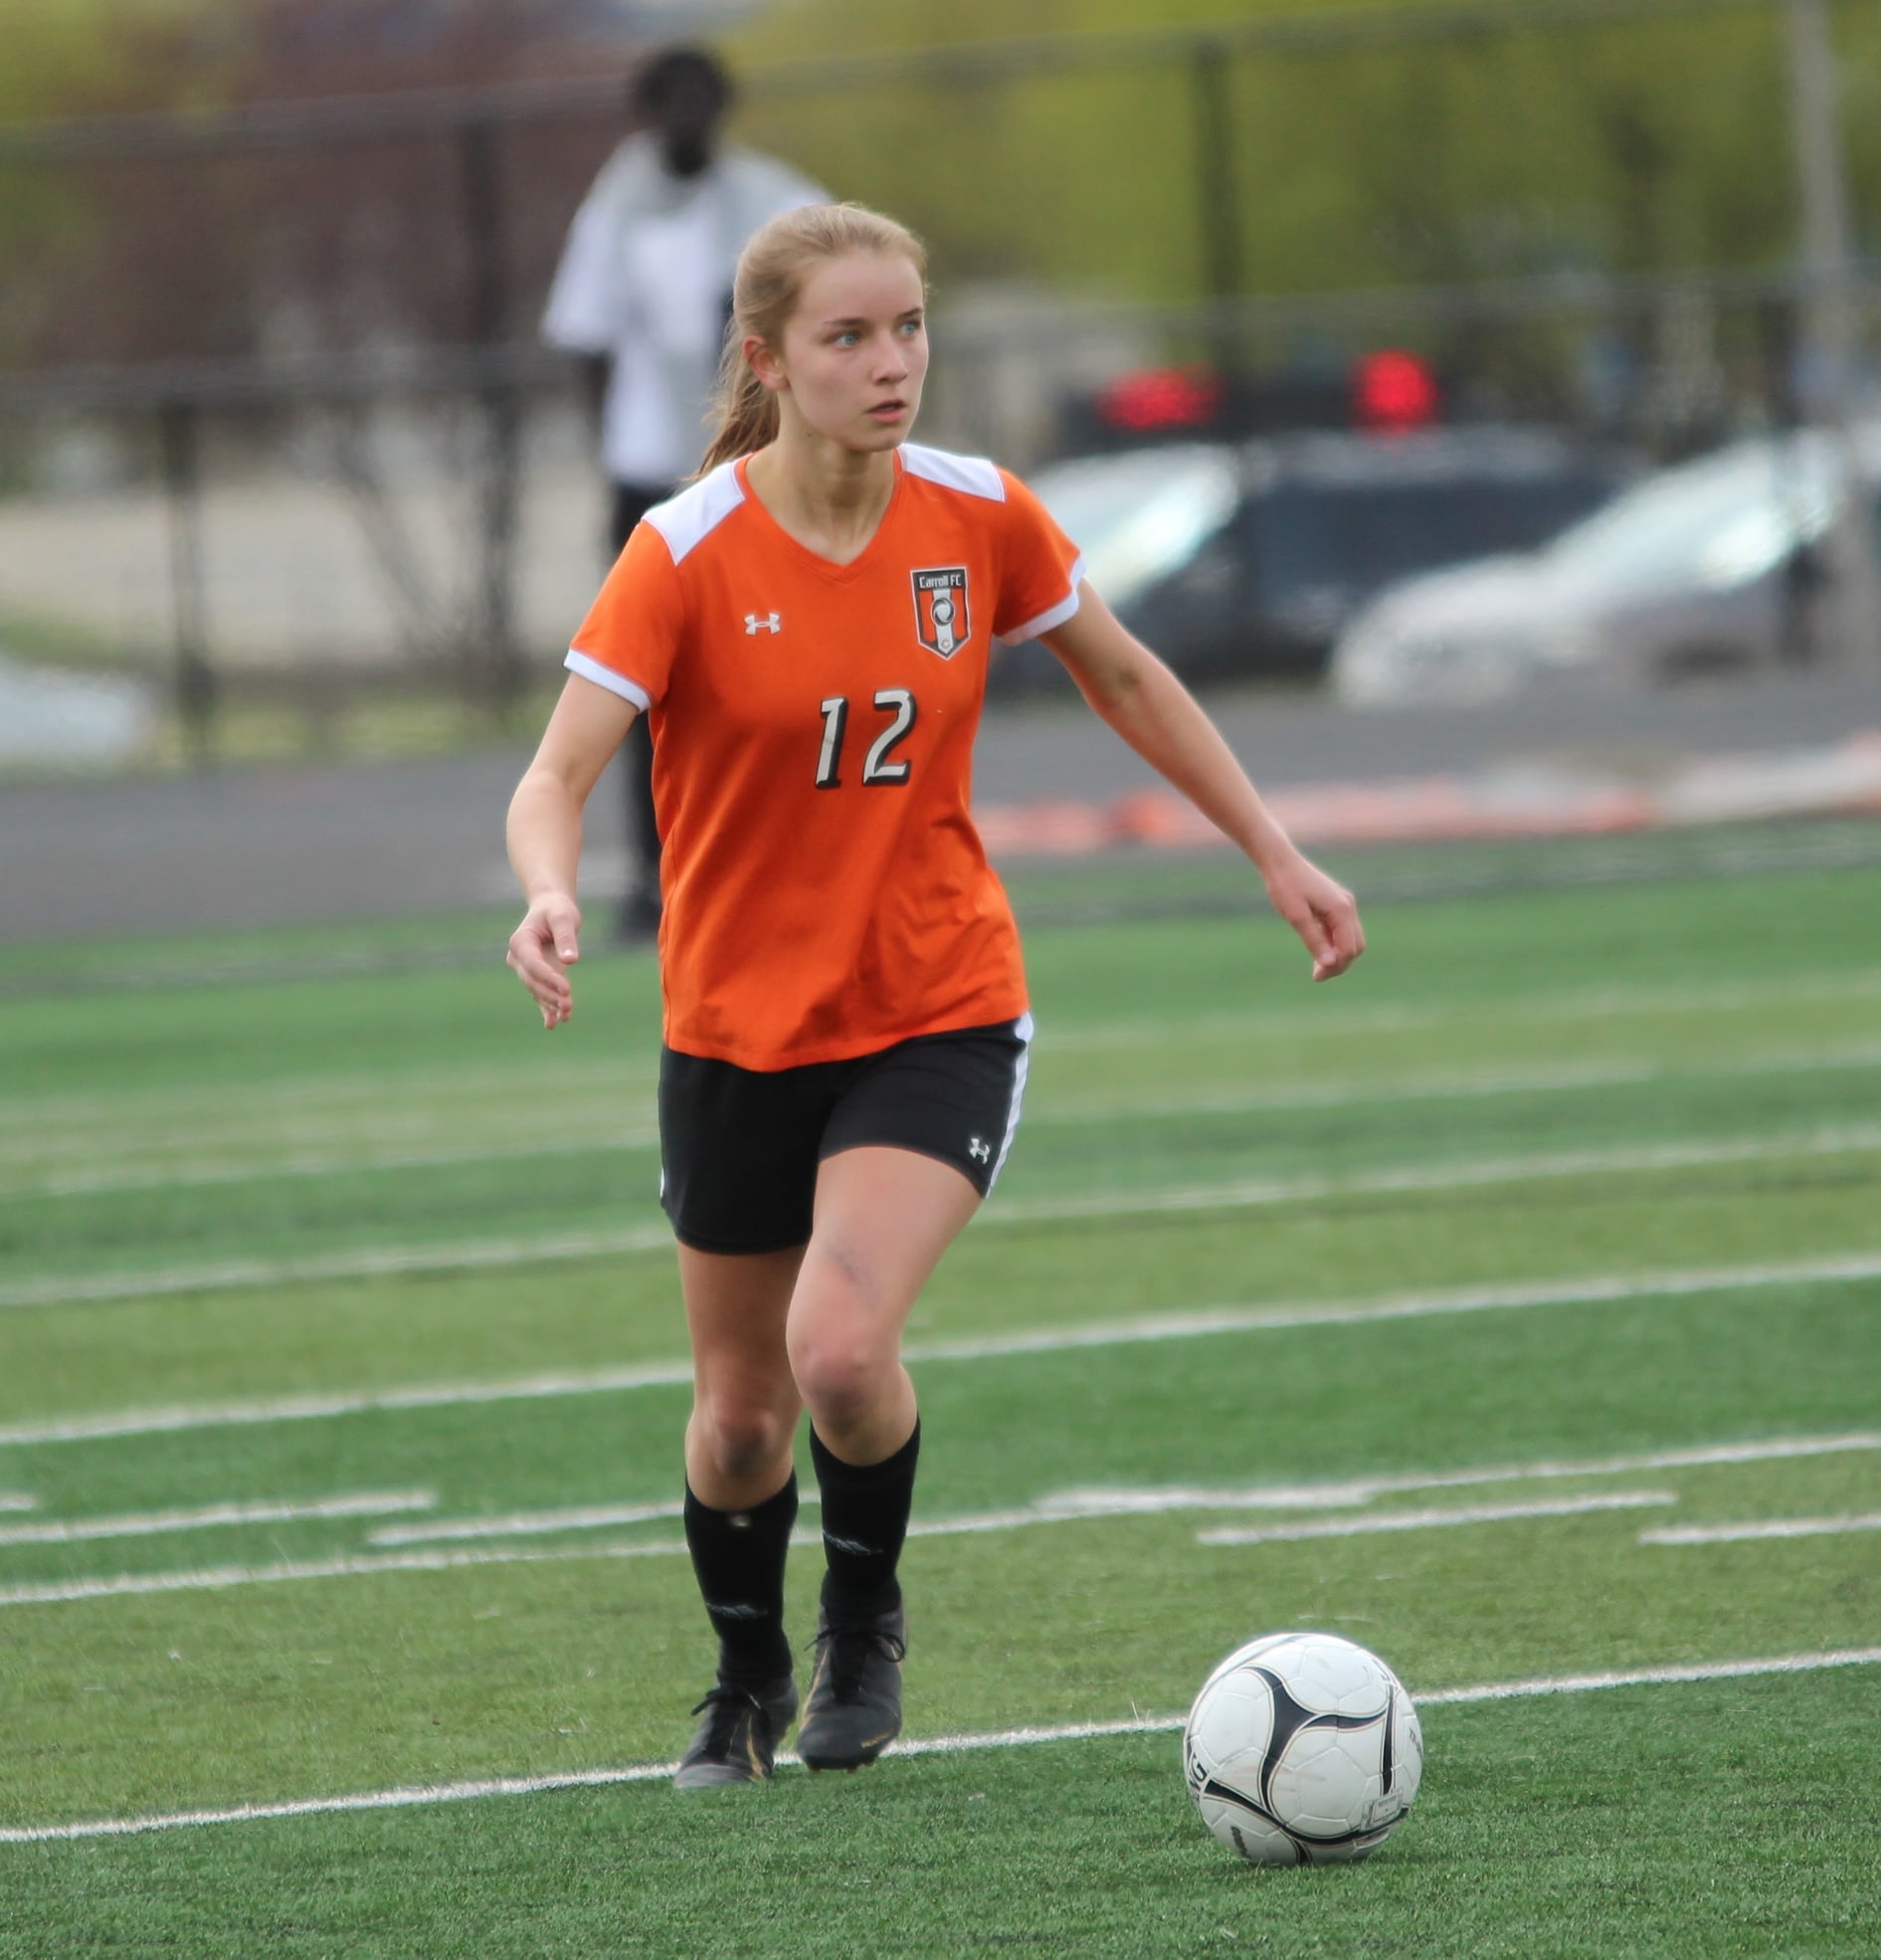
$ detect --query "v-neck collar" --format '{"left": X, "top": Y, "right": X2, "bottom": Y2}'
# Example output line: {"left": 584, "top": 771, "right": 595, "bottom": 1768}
{"left": 734, "top": 449, "right": 905, "bottom": 580}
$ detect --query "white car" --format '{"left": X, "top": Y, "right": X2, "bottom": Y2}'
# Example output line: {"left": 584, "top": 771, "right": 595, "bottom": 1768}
{"left": 999, "top": 428, "right": 1632, "bottom": 688}
{"left": 1329, "top": 429, "right": 1881, "bottom": 704}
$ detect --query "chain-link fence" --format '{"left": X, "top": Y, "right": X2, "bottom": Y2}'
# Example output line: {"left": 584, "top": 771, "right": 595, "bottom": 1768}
{"left": 1, "top": 0, "right": 1875, "bottom": 760}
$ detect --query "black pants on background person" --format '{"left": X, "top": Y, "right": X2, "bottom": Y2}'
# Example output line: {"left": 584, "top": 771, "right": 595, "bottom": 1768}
{"left": 610, "top": 479, "right": 674, "bottom": 941}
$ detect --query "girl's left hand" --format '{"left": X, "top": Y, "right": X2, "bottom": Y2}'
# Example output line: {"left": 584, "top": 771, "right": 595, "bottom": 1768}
{"left": 1264, "top": 852, "right": 1365, "bottom": 982}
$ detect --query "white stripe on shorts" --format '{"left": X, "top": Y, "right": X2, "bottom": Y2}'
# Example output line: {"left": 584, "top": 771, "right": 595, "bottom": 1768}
{"left": 989, "top": 1012, "right": 1034, "bottom": 1190}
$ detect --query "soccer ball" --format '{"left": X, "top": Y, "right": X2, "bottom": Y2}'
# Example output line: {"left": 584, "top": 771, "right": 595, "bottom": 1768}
{"left": 1183, "top": 1631, "right": 1422, "bottom": 1866}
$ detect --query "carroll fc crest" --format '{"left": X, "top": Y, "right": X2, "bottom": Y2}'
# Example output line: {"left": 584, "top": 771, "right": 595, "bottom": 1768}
{"left": 911, "top": 566, "right": 971, "bottom": 660}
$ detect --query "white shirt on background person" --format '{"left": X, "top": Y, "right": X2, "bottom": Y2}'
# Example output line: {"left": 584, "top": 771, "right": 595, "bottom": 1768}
{"left": 542, "top": 133, "right": 826, "bottom": 486}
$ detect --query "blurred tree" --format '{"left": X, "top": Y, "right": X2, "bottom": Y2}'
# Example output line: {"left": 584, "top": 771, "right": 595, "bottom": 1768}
{"left": 0, "top": 0, "right": 238, "bottom": 364}
{"left": 0, "top": 0, "right": 230, "bottom": 122}
{"left": 725, "top": 0, "right": 1829, "bottom": 310}
{"left": 0, "top": 0, "right": 616, "bottom": 368}
{"left": 3, "top": 0, "right": 1871, "bottom": 375}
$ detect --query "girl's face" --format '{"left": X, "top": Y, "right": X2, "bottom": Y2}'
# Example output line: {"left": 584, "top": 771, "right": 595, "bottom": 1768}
{"left": 757, "top": 251, "right": 928, "bottom": 453}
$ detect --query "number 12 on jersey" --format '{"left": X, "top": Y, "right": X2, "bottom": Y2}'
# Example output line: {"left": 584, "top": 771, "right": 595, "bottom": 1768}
{"left": 816, "top": 688, "right": 916, "bottom": 788}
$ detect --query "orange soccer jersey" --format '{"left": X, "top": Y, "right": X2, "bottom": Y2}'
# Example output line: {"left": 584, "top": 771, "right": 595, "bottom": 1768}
{"left": 566, "top": 444, "right": 1085, "bottom": 1070}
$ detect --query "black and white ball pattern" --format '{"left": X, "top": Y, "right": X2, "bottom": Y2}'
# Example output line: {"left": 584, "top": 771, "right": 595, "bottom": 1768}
{"left": 1183, "top": 1632, "right": 1423, "bottom": 1866}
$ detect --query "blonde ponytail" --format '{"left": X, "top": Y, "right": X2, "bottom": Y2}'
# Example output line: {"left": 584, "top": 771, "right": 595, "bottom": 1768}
{"left": 699, "top": 340, "right": 780, "bottom": 476}
{"left": 695, "top": 202, "right": 928, "bottom": 478}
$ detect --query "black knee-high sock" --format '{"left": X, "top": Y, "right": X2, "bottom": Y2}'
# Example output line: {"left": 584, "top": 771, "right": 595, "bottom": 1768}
{"left": 809, "top": 1420, "right": 920, "bottom": 1620}
{"left": 683, "top": 1472, "right": 797, "bottom": 1686}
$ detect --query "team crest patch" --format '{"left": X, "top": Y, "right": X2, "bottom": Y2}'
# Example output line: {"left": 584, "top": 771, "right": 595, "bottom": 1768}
{"left": 911, "top": 567, "right": 971, "bottom": 660}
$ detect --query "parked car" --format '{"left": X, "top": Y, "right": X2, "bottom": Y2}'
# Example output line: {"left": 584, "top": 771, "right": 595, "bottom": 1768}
{"left": 1329, "top": 429, "right": 1881, "bottom": 705}
{"left": 996, "top": 427, "right": 1634, "bottom": 690}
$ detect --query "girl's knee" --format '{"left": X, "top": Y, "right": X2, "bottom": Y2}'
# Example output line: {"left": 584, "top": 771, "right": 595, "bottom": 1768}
{"left": 788, "top": 1234, "right": 909, "bottom": 1431}
{"left": 692, "top": 1392, "right": 795, "bottom": 1483}
{"left": 787, "top": 1325, "right": 894, "bottom": 1433}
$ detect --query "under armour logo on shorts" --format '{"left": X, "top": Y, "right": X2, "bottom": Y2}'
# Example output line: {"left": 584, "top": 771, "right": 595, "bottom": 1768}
{"left": 968, "top": 1136, "right": 992, "bottom": 1163}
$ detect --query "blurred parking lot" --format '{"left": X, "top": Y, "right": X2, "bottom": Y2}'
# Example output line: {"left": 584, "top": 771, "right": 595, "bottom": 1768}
{"left": 1005, "top": 422, "right": 1636, "bottom": 691}
{"left": 4, "top": 0, "right": 1879, "bottom": 942}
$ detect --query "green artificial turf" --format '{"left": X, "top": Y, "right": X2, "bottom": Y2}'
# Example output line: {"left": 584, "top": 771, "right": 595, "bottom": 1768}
{"left": 4, "top": 1674, "right": 1876, "bottom": 1959}
{"left": 0, "top": 844, "right": 1877, "bottom": 1955}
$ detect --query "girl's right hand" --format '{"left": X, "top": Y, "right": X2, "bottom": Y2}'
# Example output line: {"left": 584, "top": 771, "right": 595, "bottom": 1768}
{"left": 507, "top": 892, "right": 583, "bottom": 1029}
{"left": 1261, "top": 848, "right": 1365, "bottom": 982}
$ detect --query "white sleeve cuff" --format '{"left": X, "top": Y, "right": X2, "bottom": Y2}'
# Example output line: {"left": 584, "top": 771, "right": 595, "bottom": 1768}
{"left": 996, "top": 557, "right": 1087, "bottom": 645}
{"left": 566, "top": 649, "right": 652, "bottom": 711}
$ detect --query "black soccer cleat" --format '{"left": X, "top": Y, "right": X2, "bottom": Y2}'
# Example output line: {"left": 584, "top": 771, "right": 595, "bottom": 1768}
{"left": 672, "top": 1673, "right": 799, "bottom": 1789}
{"left": 797, "top": 1600, "right": 907, "bottom": 1772}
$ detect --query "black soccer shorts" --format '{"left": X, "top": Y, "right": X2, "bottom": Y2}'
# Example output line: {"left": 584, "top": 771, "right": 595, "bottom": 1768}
{"left": 657, "top": 1014, "right": 1034, "bottom": 1256}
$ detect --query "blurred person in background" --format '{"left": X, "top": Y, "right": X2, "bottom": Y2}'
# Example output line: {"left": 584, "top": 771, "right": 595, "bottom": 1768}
{"left": 542, "top": 45, "right": 825, "bottom": 941}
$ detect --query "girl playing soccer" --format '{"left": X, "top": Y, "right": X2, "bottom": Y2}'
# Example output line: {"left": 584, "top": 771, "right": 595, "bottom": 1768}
{"left": 505, "top": 203, "right": 1363, "bottom": 1786}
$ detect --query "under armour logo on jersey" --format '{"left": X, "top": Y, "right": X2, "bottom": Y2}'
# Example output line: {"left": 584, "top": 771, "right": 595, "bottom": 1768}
{"left": 968, "top": 1135, "right": 992, "bottom": 1163}
{"left": 744, "top": 611, "right": 782, "bottom": 635}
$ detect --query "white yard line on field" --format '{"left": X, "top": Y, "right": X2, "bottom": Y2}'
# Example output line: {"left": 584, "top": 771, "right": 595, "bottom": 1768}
{"left": 0, "top": 1491, "right": 436, "bottom": 1548}
{"left": 1412, "top": 1648, "right": 1881, "bottom": 1703}
{"left": 10, "top": 967, "right": 1880, "bottom": 1168}
{"left": 17, "top": 1039, "right": 1881, "bottom": 1202}
{"left": 5, "top": 1252, "right": 1880, "bottom": 1450}
{"left": 941, "top": 1432, "right": 1881, "bottom": 1523}
{"left": 2, "top": 1058, "right": 659, "bottom": 1141}
{"left": 0, "top": 1356, "right": 700, "bottom": 1448}
{"left": 0, "top": 1485, "right": 1677, "bottom": 1606}
{"left": 0, "top": 1537, "right": 690, "bottom": 1608}
{"left": 369, "top": 1493, "right": 829, "bottom": 1547}
{"left": 0, "top": 1103, "right": 650, "bottom": 1179}
{"left": 899, "top": 1490, "right": 1680, "bottom": 1543}
{"left": 0, "top": 1494, "right": 35, "bottom": 1513}
{"left": 366, "top": 1429, "right": 1881, "bottom": 1547}
{"left": 3, "top": 1648, "right": 1877, "bottom": 1844}
{"left": 1255, "top": 1429, "right": 1881, "bottom": 1505}
{"left": 10, "top": 1122, "right": 1881, "bottom": 1316}
{"left": 11, "top": 963, "right": 1880, "bottom": 1136}
{"left": 991, "top": 1123, "right": 1881, "bottom": 1230}
{"left": 1045, "top": 969, "right": 1881, "bottom": 1052}
{"left": 368, "top": 1500, "right": 684, "bottom": 1546}
{"left": 1641, "top": 1512, "right": 1881, "bottom": 1545}
{"left": 0, "top": 1101, "right": 643, "bottom": 1173}
{"left": 0, "top": 1225, "right": 678, "bottom": 1313}
{"left": 1194, "top": 1490, "right": 1676, "bottom": 1546}
{"left": 1033, "top": 1041, "right": 1881, "bottom": 1128}
{"left": 376, "top": 1489, "right": 1364, "bottom": 1549}
{"left": 21, "top": 1129, "right": 660, "bottom": 1200}
{"left": 907, "top": 1251, "right": 1881, "bottom": 1360}
{"left": 0, "top": 1481, "right": 1763, "bottom": 1608}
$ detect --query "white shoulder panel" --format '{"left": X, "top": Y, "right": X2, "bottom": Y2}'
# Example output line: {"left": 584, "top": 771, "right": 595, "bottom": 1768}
{"left": 899, "top": 445, "right": 1007, "bottom": 502}
{"left": 645, "top": 462, "right": 746, "bottom": 565}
